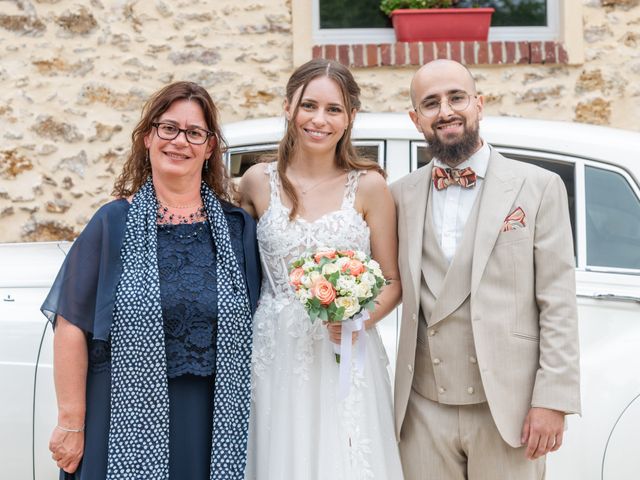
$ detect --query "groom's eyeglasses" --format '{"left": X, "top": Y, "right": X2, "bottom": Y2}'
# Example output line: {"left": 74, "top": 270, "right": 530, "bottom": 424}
{"left": 416, "top": 92, "right": 477, "bottom": 118}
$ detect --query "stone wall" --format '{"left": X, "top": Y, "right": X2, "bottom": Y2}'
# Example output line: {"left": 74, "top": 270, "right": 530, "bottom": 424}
{"left": 0, "top": 0, "right": 638, "bottom": 242}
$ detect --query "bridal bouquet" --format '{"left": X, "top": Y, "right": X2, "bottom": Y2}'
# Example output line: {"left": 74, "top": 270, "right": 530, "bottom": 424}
{"left": 289, "top": 248, "right": 385, "bottom": 324}
{"left": 288, "top": 248, "right": 387, "bottom": 383}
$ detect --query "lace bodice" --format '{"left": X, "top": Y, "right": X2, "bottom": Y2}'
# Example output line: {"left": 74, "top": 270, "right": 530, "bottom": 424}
{"left": 256, "top": 163, "right": 371, "bottom": 300}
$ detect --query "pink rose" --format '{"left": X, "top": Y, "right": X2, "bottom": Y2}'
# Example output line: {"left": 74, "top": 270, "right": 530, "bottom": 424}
{"left": 314, "top": 250, "right": 337, "bottom": 263}
{"left": 311, "top": 278, "right": 337, "bottom": 305}
{"left": 341, "top": 259, "right": 365, "bottom": 276}
{"left": 289, "top": 267, "right": 305, "bottom": 287}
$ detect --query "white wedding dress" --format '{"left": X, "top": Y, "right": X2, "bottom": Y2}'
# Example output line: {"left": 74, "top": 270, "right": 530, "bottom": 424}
{"left": 245, "top": 164, "right": 404, "bottom": 480}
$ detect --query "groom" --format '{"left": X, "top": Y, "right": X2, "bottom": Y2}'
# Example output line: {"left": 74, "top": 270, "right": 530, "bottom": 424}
{"left": 391, "top": 59, "right": 581, "bottom": 479}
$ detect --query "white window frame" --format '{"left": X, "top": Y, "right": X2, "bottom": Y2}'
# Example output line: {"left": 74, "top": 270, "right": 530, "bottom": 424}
{"left": 312, "top": 0, "right": 560, "bottom": 44}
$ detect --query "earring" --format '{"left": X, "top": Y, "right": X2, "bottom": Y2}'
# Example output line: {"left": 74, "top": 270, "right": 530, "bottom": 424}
{"left": 204, "top": 159, "right": 209, "bottom": 172}
{"left": 146, "top": 149, "right": 150, "bottom": 164}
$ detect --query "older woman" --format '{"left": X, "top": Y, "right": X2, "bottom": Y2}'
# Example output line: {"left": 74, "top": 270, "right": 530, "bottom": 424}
{"left": 41, "top": 81, "right": 260, "bottom": 480}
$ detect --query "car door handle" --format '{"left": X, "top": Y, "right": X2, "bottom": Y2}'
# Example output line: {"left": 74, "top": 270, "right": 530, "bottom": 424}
{"left": 579, "top": 293, "right": 640, "bottom": 304}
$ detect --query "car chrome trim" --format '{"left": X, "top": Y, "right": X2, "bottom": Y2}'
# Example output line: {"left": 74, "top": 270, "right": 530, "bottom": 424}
{"left": 577, "top": 293, "right": 640, "bottom": 304}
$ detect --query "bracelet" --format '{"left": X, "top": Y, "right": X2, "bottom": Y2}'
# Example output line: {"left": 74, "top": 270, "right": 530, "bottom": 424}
{"left": 56, "top": 424, "right": 85, "bottom": 433}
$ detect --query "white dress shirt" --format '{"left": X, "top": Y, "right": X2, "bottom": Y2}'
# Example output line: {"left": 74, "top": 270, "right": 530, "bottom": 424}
{"left": 431, "top": 141, "right": 490, "bottom": 263}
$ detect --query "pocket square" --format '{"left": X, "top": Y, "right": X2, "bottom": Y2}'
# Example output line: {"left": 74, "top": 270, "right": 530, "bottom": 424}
{"left": 501, "top": 207, "right": 526, "bottom": 232}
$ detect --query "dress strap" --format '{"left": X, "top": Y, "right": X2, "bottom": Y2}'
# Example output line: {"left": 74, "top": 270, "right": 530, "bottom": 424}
{"left": 342, "top": 170, "right": 366, "bottom": 208}
{"left": 265, "top": 162, "right": 281, "bottom": 202}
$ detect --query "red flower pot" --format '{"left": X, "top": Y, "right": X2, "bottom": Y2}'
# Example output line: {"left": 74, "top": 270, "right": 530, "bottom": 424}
{"left": 391, "top": 8, "right": 495, "bottom": 42}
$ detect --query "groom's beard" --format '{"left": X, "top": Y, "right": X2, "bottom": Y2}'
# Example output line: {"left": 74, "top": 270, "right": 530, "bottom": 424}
{"left": 425, "top": 116, "right": 481, "bottom": 167}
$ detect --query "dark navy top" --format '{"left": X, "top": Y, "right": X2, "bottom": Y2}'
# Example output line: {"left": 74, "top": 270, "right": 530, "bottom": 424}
{"left": 158, "top": 220, "right": 244, "bottom": 378}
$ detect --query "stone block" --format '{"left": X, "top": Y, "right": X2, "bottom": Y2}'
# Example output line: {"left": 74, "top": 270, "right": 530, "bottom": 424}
{"left": 575, "top": 97, "right": 611, "bottom": 125}
{"left": 32, "top": 115, "right": 83, "bottom": 142}
{"left": 0, "top": 15, "right": 45, "bottom": 36}
{"left": 0, "top": 149, "right": 33, "bottom": 178}
{"left": 22, "top": 219, "right": 77, "bottom": 241}
{"left": 55, "top": 7, "right": 98, "bottom": 35}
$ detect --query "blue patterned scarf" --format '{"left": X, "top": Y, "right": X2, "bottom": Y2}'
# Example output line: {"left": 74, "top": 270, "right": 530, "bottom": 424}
{"left": 107, "top": 178, "right": 253, "bottom": 479}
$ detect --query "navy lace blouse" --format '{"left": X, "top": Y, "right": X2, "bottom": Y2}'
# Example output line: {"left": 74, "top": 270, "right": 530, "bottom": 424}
{"left": 158, "top": 219, "right": 244, "bottom": 378}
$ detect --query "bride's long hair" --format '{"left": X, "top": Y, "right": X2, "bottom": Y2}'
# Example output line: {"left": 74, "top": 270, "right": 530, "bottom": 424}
{"left": 277, "top": 59, "right": 385, "bottom": 220}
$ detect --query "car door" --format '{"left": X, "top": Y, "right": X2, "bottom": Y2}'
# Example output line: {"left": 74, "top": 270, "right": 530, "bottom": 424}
{"left": 0, "top": 242, "right": 66, "bottom": 480}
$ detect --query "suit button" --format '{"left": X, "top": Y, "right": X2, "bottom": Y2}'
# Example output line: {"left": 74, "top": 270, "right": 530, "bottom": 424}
{"left": 438, "top": 387, "right": 446, "bottom": 394}
{"left": 469, "top": 356, "right": 477, "bottom": 364}
{"left": 412, "top": 313, "right": 417, "bottom": 322}
{"left": 433, "top": 358, "right": 441, "bottom": 365}
{"left": 408, "top": 364, "right": 413, "bottom": 373}
{"left": 429, "top": 329, "right": 437, "bottom": 336}
{"left": 467, "top": 387, "right": 475, "bottom": 395}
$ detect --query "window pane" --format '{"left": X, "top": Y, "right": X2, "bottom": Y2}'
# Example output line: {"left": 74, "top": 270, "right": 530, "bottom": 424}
{"left": 229, "top": 148, "right": 277, "bottom": 178}
{"left": 319, "top": 0, "right": 546, "bottom": 29}
{"left": 585, "top": 166, "right": 640, "bottom": 270}
{"left": 458, "top": 0, "right": 547, "bottom": 27}
{"left": 320, "top": 0, "right": 391, "bottom": 28}
{"left": 228, "top": 144, "right": 379, "bottom": 179}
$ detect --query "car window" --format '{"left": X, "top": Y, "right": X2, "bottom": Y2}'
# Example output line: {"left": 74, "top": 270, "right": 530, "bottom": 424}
{"left": 228, "top": 145, "right": 278, "bottom": 178}
{"left": 228, "top": 143, "right": 383, "bottom": 178}
{"left": 585, "top": 166, "right": 640, "bottom": 271}
{"left": 503, "top": 155, "right": 576, "bottom": 252}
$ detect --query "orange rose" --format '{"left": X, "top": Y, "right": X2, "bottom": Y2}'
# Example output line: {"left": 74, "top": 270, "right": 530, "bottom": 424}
{"left": 314, "top": 250, "right": 337, "bottom": 263}
{"left": 341, "top": 259, "right": 365, "bottom": 276}
{"left": 311, "top": 278, "right": 337, "bottom": 305}
{"left": 337, "top": 250, "right": 355, "bottom": 258}
{"left": 289, "top": 267, "right": 305, "bottom": 287}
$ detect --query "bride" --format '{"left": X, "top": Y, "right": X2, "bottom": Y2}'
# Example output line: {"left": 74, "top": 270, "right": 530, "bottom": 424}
{"left": 239, "top": 59, "right": 404, "bottom": 479}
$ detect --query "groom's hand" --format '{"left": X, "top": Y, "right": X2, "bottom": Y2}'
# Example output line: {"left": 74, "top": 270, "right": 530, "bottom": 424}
{"left": 521, "top": 407, "right": 565, "bottom": 460}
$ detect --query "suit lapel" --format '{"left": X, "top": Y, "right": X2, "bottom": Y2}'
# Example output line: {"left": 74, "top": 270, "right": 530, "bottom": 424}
{"left": 401, "top": 164, "right": 432, "bottom": 312}
{"left": 471, "top": 150, "right": 525, "bottom": 295}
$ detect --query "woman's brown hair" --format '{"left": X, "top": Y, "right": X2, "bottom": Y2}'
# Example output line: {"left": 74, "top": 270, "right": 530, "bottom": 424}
{"left": 112, "top": 81, "right": 232, "bottom": 201}
{"left": 277, "top": 59, "right": 385, "bottom": 219}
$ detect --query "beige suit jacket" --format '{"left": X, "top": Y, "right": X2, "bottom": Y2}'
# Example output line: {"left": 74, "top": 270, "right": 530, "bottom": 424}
{"left": 391, "top": 148, "right": 581, "bottom": 447}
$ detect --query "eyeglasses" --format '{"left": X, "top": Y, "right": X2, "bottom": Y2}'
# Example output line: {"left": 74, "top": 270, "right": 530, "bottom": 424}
{"left": 152, "top": 122, "right": 213, "bottom": 145}
{"left": 416, "top": 92, "right": 477, "bottom": 117}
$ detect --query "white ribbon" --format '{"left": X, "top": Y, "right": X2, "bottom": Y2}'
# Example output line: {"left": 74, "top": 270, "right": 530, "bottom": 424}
{"left": 335, "top": 310, "right": 368, "bottom": 400}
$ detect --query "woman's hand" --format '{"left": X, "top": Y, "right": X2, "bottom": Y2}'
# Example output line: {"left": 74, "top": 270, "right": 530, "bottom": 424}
{"left": 325, "top": 321, "right": 359, "bottom": 345}
{"left": 49, "top": 427, "right": 84, "bottom": 473}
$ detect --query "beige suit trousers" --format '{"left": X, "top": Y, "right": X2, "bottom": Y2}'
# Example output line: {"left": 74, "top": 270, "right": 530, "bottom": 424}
{"left": 400, "top": 388, "right": 545, "bottom": 480}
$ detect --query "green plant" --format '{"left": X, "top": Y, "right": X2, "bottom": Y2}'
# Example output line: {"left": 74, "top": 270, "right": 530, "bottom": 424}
{"left": 380, "top": 0, "right": 458, "bottom": 16}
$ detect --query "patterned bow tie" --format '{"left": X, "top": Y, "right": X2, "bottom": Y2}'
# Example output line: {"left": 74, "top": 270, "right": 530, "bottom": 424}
{"left": 432, "top": 166, "right": 477, "bottom": 190}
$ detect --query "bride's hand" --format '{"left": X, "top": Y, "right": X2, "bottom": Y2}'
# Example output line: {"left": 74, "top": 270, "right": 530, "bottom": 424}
{"left": 325, "top": 322, "right": 359, "bottom": 345}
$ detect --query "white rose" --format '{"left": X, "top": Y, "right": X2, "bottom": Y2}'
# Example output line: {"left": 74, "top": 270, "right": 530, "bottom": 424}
{"left": 354, "top": 251, "right": 367, "bottom": 261}
{"left": 301, "top": 274, "right": 313, "bottom": 288}
{"left": 367, "top": 259, "right": 381, "bottom": 270}
{"left": 302, "top": 260, "right": 316, "bottom": 271}
{"left": 335, "top": 296, "right": 360, "bottom": 319}
{"left": 322, "top": 263, "right": 340, "bottom": 275}
{"left": 360, "top": 272, "right": 376, "bottom": 286}
{"left": 355, "top": 282, "right": 372, "bottom": 299}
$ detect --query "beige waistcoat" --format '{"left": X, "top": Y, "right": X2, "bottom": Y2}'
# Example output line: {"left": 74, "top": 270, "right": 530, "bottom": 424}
{"left": 413, "top": 188, "right": 486, "bottom": 405}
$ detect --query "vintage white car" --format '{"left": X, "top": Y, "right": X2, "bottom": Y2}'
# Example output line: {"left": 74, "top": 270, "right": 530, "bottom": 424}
{"left": 1, "top": 113, "right": 639, "bottom": 479}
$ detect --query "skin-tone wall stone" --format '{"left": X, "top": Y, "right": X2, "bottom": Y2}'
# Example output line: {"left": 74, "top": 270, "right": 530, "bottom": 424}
{"left": 0, "top": 0, "right": 638, "bottom": 242}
